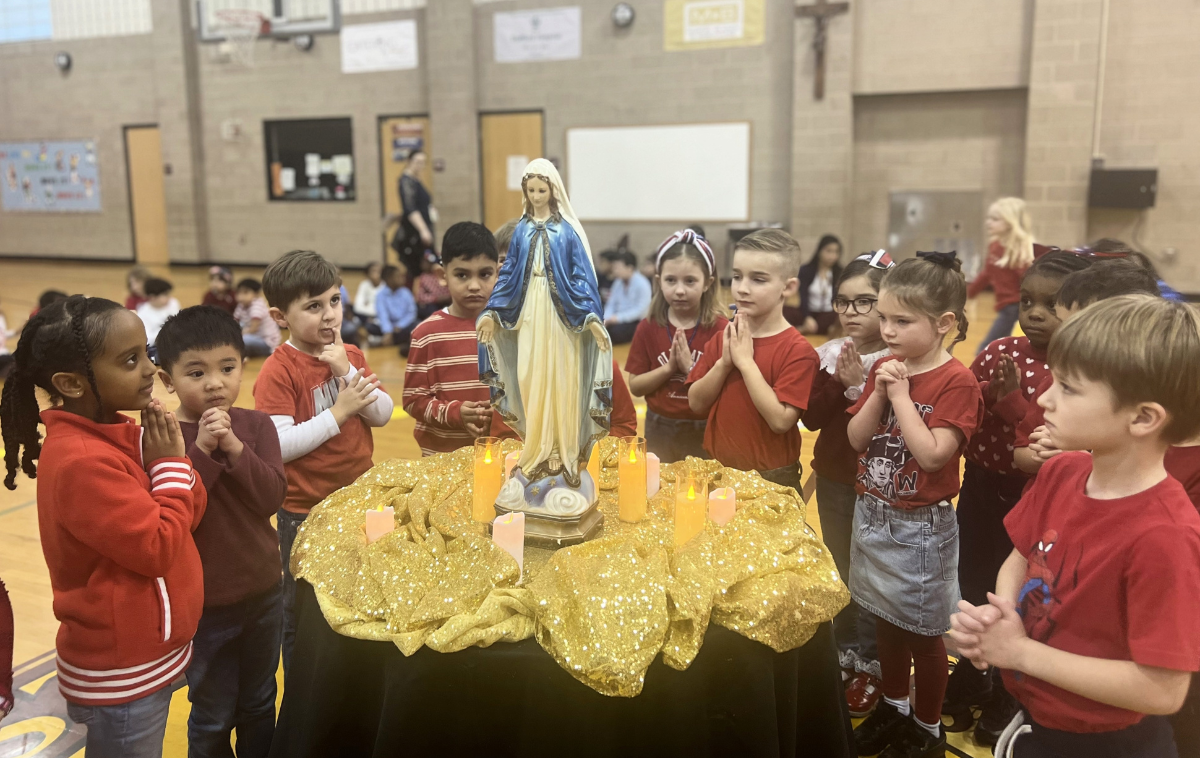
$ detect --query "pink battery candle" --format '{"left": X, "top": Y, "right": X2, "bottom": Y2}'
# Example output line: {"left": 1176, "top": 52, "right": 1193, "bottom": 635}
{"left": 365, "top": 505, "right": 396, "bottom": 544}
{"left": 647, "top": 453, "right": 661, "bottom": 497}
{"left": 505, "top": 451, "right": 520, "bottom": 480}
{"left": 708, "top": 488, "right": 737, "bottom": 526}
{"left": 492, "top": 512, "right": 525, "bottom": 579}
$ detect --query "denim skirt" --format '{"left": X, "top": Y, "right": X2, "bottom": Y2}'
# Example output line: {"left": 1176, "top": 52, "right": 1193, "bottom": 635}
{"left": 849, "top": 493, "right": 960, "bottom": 636}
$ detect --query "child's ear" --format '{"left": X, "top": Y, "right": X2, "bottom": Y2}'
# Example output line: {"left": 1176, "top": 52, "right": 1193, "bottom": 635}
{"left": 49, "top": 371, "right": 87, "bottom": 400}
{"left": 783, "top": 275, "right": 800, "bottom": 298}
{"left": 1128, "top": 401, "right": 1169, "bottom": 440}
{"left": 157, "top": 369, "right": 177, "bottom": 395}
{"left": 936, "top": 311, "right": 957, "bottom": 336}
{"left": 269, "top": 306, "right": 289, "bottom": 330}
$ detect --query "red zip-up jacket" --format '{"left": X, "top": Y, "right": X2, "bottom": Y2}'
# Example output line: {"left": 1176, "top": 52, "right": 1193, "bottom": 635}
{"left": 36, "top": 410, "right": 207, "bottom": 706}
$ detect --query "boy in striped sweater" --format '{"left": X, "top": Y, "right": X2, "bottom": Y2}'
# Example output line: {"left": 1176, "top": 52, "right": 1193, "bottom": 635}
{"left": 403, "top": 222, "right": 499, "bottom": 455}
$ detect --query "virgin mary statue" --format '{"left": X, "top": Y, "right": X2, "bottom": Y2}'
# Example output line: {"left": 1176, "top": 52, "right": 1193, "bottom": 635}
{"left": 478, "top": 159, "right": 612, "bottom": 506}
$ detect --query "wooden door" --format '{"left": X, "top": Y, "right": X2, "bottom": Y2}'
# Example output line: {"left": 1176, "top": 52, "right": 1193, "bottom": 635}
{"left": 123, "top": 125, "right": 169, "bottom": 267}
{"left": 479, "top": 111, "right": 544, "bottom": 231}
{"left": 378, "top": 115, "right": 432, "bottom": 260}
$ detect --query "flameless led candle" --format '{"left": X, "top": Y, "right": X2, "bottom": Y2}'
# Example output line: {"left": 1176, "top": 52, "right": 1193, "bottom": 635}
{"left": 647, "top": 453, "right": 661, "bottom": 497}
{"left": 365, "top": 505, "right": 395, "bottom": 544}
{"left": 674, "top": 470, "right": 709, "bottom": 547}
{"left": 505, "top": 451, "right": 520, "bottom": 480}
{"left": 473, "top": 437, "right": 504, "bottom": 522}
{"left": 492, "top": 512, "right": 525, "bottom": 580}
{"left": 587, "top": 443, "right": 601, "bottom": 489}
{"left": 618, "top": 436, "right": 647, "bottom": 523}
{"left": 708, "top": 488, "right": 736, "bottom": 526}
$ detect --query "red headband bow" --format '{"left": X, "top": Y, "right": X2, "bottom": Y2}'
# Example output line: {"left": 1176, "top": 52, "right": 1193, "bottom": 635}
{"left": 655, "top": 230, "right": 715, "bottom": 275}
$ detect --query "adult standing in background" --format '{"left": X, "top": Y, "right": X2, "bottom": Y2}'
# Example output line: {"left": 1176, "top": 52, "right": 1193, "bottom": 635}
{"left": 389, "top": 150, "right": 436, "bottom": 280}
{"left": 969, "top": 197, "right": 1035, "bottom": 353}
{"left": 797, "top": 234, "right": 843, "bottom": 335}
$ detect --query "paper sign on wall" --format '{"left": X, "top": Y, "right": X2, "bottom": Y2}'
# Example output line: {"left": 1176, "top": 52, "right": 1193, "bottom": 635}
{"left": 341, "top": 19, "right": 419, "bottom": 74}
{"left": 494, "top": 6, "right": 581, "bottom": 63}
{"left": 506, "top": 155, "right": 529, "bottom": 191}
{"left": 664, "top": 0, "right": 764, "bottom": 51}
{"left": 0, "top": 140, "right": 101, "bottom": 212}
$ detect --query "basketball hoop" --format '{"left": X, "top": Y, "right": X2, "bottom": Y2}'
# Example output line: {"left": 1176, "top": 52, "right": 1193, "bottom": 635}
{"left": 214, "top": 8, "right": 269, "bottom": 68}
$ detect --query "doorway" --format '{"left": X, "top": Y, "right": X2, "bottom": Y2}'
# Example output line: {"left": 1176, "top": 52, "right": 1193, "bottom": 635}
{"left": 479, "top": 111, "right": 544, "bottom": 231}
{"left": 123, "top": 125, "right": 169, "bottom": 267}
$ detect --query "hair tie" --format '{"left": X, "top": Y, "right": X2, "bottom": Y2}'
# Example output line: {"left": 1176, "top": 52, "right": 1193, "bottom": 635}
{"left": 655, "top": 230, "right": 715, "bottom": 275}
{"left": 917, "top": 250, "right": 958, "bottom": 268}
{"left": 854, "top": 249, "right": 894, "bottom": 270}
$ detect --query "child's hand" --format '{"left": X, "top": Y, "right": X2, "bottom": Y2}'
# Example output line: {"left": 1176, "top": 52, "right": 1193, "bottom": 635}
{"left": 331, "top": 370, "right": 380, "bottom": 426}
{"left": 672, "top": 328, "right": 694, "bottom": 375}
{"left": 719, "top": 321, "right": 734, "bottom": 368}
{"left": 1028, "top": 425, "right": 1061, "bottom": 461}
{"left": 194, "top": 407, "right": 227, "bottom": 455}
{"left": 836, "top": 342, "right": 864, "bottom": 388}
{"left": 202, "top": 408, "right": 244, "bottom": 458}
{"left": 728, "top": 313, "right": 754, "bottom": 371}
{"left": 318, "top": 330, "right": 351, "bottom": 377}
{"left": 989, "top": 354, "right": 1020, "bottom": 401}
{"left": 878, "top": 361, "right": 910, "bottom": 400}
{"left": 142, "top": 399, "right": 185, "bottom": 464}
{"left": 951, "top": 593, "right": 1029, "bottom": 671}
{"left": 461, "top": 401, "right": 493, "bottom": 432}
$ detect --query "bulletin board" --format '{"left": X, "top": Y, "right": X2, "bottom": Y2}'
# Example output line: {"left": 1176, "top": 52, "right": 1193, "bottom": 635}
{"left": 263, "top": 118, "right": 355, "bottom": 202}
{"left": 0, "top": 139, "right": 101, "bottom": 212}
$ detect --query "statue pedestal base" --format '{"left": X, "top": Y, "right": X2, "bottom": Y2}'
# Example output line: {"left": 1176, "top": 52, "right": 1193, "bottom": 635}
{"left": 488, "top": 469, "right": 605, "bottom": 548}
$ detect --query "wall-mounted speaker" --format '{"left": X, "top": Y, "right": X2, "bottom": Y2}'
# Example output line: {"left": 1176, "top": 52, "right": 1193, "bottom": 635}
{"left": 1088, "top": 168, "right": 1157, "bottom": 209}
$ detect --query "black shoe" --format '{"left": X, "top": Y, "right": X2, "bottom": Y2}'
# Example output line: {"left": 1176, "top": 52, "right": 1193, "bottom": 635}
{"left": 974, "top": 683, "right": 1020, "bottom": 747}
{"left": 942, "top": 659, "right": 992, "bottom": 732}
{"left": 854, "top": 700, "right": 909, "bottom": 756}
{"left": 879, "top": 718, "right": 946, "bottom": 758}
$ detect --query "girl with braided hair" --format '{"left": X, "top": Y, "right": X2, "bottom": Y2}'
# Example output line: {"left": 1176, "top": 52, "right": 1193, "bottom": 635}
{"left": 0, "top": 296, "right": 207, "bottom": 758}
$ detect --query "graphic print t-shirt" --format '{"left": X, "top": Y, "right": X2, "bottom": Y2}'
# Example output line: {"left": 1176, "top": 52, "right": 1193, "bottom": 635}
{"left": 849, "top": 356, "right": 982, "bottom": 509}
{"left": 625, "top": 316, "right": 727, "bottom": 420}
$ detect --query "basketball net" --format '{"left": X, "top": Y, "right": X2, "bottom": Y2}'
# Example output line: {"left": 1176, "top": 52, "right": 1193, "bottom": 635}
{"left": 214, "top": 9, "right": 269, "bottom": 68}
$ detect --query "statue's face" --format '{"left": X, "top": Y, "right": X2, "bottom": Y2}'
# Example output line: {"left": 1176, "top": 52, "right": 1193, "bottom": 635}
{"left": 525, "top": 177, "right": 552, "bottom": 213}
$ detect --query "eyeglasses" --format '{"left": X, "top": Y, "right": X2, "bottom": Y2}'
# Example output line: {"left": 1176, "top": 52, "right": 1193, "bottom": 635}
{"left": 833, "top": 296, "right": 878, "bottom": 315}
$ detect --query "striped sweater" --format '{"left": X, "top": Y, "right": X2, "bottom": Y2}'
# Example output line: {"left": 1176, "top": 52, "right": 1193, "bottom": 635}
{"left": 402, "top": 310, "right": 490, "bottom": 455}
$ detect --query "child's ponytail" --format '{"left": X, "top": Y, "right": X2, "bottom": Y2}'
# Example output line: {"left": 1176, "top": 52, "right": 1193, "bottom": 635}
{"left": 881, "top": 252, "right": 969, "bottom": 354}
{"left": 2, "top": 314, "right": 50, "bottom": 489}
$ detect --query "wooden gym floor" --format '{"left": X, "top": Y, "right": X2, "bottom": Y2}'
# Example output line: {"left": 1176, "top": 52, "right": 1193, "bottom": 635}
{"left": 0, "top": 260, "right": 997, "bottom": 757}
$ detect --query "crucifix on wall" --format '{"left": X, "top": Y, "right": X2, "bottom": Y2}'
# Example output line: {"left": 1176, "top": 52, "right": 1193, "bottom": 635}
{"left": 796, "top": 0, "right": 849, "bottom": 100}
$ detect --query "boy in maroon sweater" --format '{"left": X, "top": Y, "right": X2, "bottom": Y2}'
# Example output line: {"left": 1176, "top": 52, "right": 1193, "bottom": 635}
{"left": 157, "top": 306, "right": 288, "bottom": 758}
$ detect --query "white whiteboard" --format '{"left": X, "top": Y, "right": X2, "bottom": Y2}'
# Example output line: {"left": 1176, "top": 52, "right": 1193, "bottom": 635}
{"left": 566, "top": 123, "right": 751, "bottom": 221}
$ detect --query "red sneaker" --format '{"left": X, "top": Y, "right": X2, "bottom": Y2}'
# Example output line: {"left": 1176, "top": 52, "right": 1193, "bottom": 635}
{"left": 845, "top": 671, "right": 884, "bottom": 718}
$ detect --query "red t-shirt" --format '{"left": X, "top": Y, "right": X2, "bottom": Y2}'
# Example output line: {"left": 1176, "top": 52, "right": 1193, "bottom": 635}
{"left": 849, "top": 356, "right": 983, "bottom": 509}
{"left": 1166, "top": 446, "right": 1200, "bottom": 509}
{"left": 625, "top": 316, "right": 727, "bottom": 420}
{"left": 1003, "top": 452, "right": 1200, "bottom": 733}
{"left": 253, "top": 343, "right": 379, "bottom": 513}
{"left": 685, "top": 328, "right": 817, "bottom": 472}
{"left": 967, "top": 337, "right": 1050, "bottom": 474}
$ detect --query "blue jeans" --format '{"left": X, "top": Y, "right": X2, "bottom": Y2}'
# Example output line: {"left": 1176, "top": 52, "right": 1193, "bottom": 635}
{"left": 242, "top": 333, "right": 274, "bottom": 358}
{"left": 277, "top": 508, "right": 308, "bottom": 677}
{"left": 66, "top": 682, "right": 175, "bottom": 758}
{"left": 815, "top": 476, "right": 879, "bottom": 677}
{"left": 185, "top": 582, "right": 282, "bottom": 758}
{"left": 977, "top": 302, "right": 1020, "bottom": 354}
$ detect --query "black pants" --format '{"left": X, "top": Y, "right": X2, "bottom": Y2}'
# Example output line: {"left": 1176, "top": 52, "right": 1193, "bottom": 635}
{"left": 644, "top": 411, "right": 707, "bottom": 464}
{"left": 1170, "top": 673, "right": 1199, "bottom": 757}
{"left": 1014, "top": 714, "right": 1177, "bottom": 758}
{"left": 759, "top": 461, "right": 802, "bottom": 494}
{"left": 957, "top": 461, "right": 1027, "bottom": 607}
{"left": 607, "top": 321, "right": 639, "bottom": 345}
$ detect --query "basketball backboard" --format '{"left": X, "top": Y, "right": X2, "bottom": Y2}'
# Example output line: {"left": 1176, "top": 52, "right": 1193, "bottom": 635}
{"left": 197, "top": 0, "right": 341, "bottom": 42}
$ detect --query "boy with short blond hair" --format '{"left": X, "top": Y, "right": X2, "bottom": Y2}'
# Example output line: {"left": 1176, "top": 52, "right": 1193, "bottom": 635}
{"left": 254, "top": 249, "right": 394, "bottom": 672}
{"left": 686, "top": 229, "right": 818, "bottom": 491}
{"left": 951, "top": 295, "right": 1200, "bottom": 758}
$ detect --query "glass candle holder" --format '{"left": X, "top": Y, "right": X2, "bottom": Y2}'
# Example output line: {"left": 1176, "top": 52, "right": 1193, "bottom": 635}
{"left": 674, "top": 469, "right": 710, "bottom": 547}
{"left": 473, "top": 437, "right": 504, "bottom": 522}
{"left": 618, "top": 436, "right": 647, "bottom": 523}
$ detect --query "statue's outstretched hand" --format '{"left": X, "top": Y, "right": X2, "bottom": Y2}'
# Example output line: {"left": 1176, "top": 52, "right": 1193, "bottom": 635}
{"left": 589, "top": 321, "right": 611, "bottom": 353}
{"left": 477, "top": 315, "right": 496, "bottom": 344}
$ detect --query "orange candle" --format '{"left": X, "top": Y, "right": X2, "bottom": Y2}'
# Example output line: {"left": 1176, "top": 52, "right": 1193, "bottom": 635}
{"left": 365, "top": 505, "right": 395, "bottom": 544}
{"left": 587, "top": 443, "right": 601, "bottom": 489}
{"left": 618, "top": 436, "right": 647, "bottom": 523}
{"left": 473, "top": 437, "right": 504, "bottom": 522}
{"left": 708, "top": 487, "right": 736, "bottom": 526}
{"left": 674, "top": 470, "right": 709, "bottom": 547}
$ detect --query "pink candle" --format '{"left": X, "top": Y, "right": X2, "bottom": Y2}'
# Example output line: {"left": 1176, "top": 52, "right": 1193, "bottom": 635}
{"left": 365, "top": 505, "right": 396, "bottom": 544}
{"left": 505, "top": 451, "right": 520, "bottom": 480}
{"left": 647, "top": 453, "right": 661, "bottom": 497}
{"left": 492, "top": 512, "right": 525, "bottom": 579}
{"left": 708, "top": 488, "right": 736, "bottom": 526}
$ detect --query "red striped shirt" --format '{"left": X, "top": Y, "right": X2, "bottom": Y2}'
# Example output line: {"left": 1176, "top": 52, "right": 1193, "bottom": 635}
{"left": 402, "top": 311, "right": 490, "bottom": 455}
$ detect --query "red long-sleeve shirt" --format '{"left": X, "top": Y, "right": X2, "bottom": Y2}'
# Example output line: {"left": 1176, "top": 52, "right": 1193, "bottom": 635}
{"left": 402, "top": 311, "right": 491, "bottom": 455}
{"left": 968, "top": 241, "right": 1027, "bottom": 311}
{"left": 181, "top": 408, "right": 287, "bottom": 608}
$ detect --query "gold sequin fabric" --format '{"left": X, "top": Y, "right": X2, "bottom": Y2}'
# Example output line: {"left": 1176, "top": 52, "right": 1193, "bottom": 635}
{"left": 292, "top": 438, "right": 849, "bottom": 698}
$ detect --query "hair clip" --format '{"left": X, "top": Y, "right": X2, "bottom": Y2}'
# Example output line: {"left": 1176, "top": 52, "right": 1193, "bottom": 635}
{"left": 854, "top": 249, "right": 894, "bottom": 270}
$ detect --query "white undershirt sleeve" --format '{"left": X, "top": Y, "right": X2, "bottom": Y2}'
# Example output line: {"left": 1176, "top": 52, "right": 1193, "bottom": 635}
{"left": 272, "top": 411, "right": 341, "bottom": 463}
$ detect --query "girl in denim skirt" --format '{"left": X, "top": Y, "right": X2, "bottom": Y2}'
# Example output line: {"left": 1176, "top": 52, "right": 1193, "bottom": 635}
{"left": 845, "top": 253, "right": 984, "bottom": 758}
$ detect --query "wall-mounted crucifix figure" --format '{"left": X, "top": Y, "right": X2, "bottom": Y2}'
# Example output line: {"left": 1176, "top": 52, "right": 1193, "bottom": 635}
{"left": 796, "top": 0, "right": 849, "bottom": 101}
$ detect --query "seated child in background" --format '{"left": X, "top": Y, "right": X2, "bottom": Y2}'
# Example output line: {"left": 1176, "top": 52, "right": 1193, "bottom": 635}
{"left": 626, "top": 230, "right": 728, "bottom": 463}
{"left": 414, "top": 251, "right": 452, "bottom": 321}
{"left": 494, "top": 218, "right": 519, "bottom": 267}
{"left": 951, "top": 295, "right": 1200, "bottom": 758}
{"left": 490, "top": 360, "right": 639, "bottom": 441}
{"left": 156, "top": 306, "right": 287, "bottom": 758}
{"left": 686, "top": 229, "right": 817, "bottom": 491}
{"left": 137, "top": 277, "right": 180, "bottom": 349}
{"left": 946, "top": 250, "right": 1092, "bottom": 742}
{"left": 253, "top": 250, "right": 394, "bottom": 672}
{"left": 800, "top": 250, "right": 893, "bottom": 717}
{"left": 603, "top": 249, "right": 653, "bottom": 345}
{"left": 403, "top": 222, "right": 498, "bottom": 455}
{"left": 234, "top": 278, "right": 281, "bottom": 357}
{"left": 125, "top": 264, "right": 150, "bottom": 310}
{"left": 353, "top": 261, "right": 384, "bottom": 334}
{"left": 372, "top": 265, "right": 418, "bottom": 357}
{"left": 202, "top": 266, "right": 236, "bottom": 315}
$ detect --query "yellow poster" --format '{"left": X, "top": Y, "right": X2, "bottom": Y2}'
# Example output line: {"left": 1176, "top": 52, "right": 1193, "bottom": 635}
{"left": 664, "top": 0, "right": 765, "bottom": 51}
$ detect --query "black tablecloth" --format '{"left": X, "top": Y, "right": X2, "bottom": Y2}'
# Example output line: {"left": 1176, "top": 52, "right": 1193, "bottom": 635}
{"left": 270, "top": 580, "right": 855, "bottom": 758}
